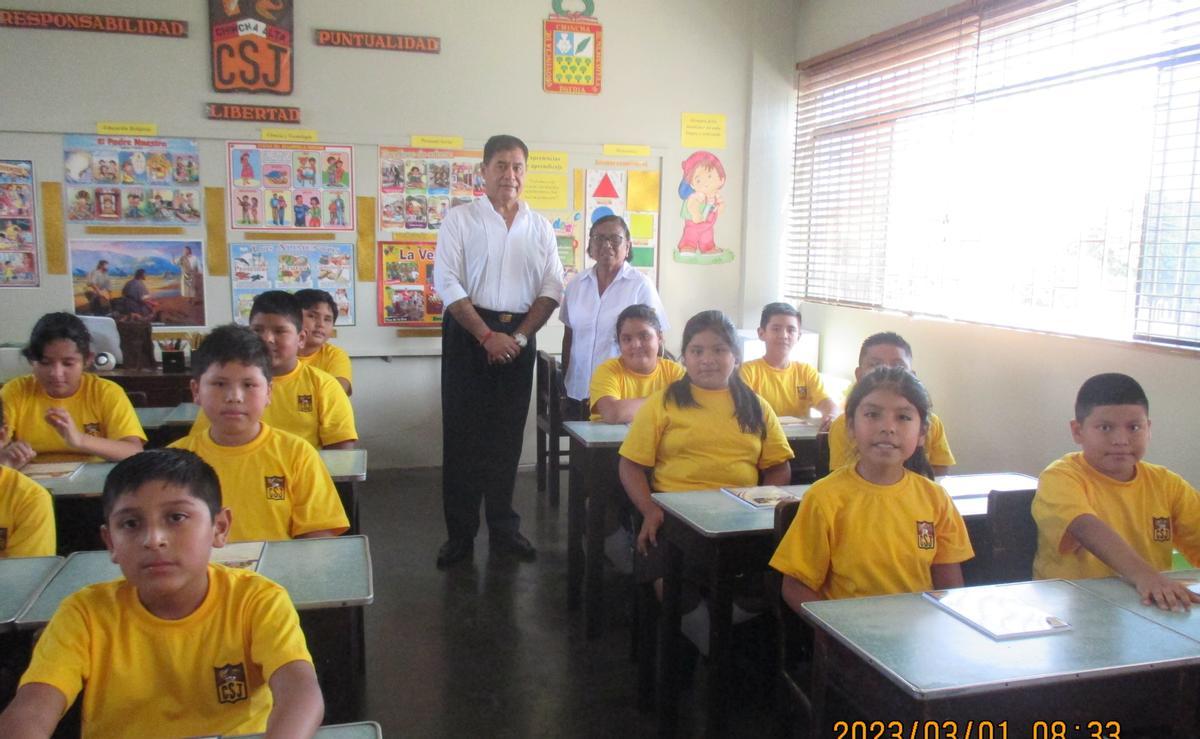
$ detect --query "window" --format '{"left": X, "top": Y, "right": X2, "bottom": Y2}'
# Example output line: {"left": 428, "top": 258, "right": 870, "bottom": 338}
{"left": 786, "top": 0, "right": 1200, "bottom": 346}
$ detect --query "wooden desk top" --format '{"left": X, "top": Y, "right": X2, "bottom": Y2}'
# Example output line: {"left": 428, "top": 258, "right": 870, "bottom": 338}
{"left": 801, "top": 579, "right": 1200, "bottom": 700}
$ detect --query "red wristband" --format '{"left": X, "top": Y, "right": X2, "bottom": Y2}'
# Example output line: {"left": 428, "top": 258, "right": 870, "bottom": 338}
{"left": 480, "top": 330, "right": 494, "bottom": 345}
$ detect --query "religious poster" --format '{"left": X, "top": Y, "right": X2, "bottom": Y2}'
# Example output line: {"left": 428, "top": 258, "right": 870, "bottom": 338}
{"left": 230, "top": 242, "right": 356, "bottom": 324}
{"left": 209, "top": 0, "right": 294, "bottom": 94}
{"left": 543, "top": 0, "right": 602, "bottom": 95}
{"left": 69, "top": 239, "right": 206, "bottom": 327}
{"left": 0, "top": 159, "right": 39, "bottom": 287}
{"left": 378, "top": 146, "right": 483, "bottom": 233}
{"left": 226, "top": 141, "right": 355, "bottom": 232}
{"left": 63, "top": 135, "right": 202, "bottom": 225}
{"left": 378, "top": 239, "right": 442, "bottom": 326}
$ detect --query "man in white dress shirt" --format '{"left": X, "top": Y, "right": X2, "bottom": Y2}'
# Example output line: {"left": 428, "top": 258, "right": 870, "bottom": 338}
{"left": 432, "top": 134, "right": 565, "bottom": 568}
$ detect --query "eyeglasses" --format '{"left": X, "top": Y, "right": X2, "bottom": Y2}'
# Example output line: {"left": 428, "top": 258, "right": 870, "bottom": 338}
{"left": 590, "top": 234, "right": 626, "bottom": 248}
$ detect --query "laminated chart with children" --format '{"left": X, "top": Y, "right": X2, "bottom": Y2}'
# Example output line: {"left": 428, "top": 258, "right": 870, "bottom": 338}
{"left": 63, "top": 135, "right": 201, "bottom": 225}
{"left": 231, "top": 242, "right": 356, "bottom": 324}
{"left": 227, "top": 141, "right": 354, "bottom": 231}
{"left": 0, "top": 159, "right": 38, "bottom": 287}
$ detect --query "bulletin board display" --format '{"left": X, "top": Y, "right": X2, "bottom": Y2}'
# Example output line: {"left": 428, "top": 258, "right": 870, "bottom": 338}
{"left": 226, "top": 141, "right": 354, "bottom": 232}
{"left": 231, "top": 242, "right": 356, "bottom": 325}
{"left": 63, "top": 135, "right": 202, "bottom": 225}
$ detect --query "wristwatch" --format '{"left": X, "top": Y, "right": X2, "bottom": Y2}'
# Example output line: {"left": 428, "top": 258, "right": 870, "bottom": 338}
{"left": 513, "top": 332, "right": 528, "bottom": 348}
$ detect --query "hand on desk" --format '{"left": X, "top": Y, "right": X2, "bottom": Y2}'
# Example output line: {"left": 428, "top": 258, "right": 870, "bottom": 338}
{"left": 0, "top": 439, "right": 36, "bottom": 469}
{"left": 1133, "top": 570, "right": 1200, "bottom": 612}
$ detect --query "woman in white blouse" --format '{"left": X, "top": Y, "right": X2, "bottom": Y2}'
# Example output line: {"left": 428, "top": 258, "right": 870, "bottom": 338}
{"left": 560, "top": 215, "right": 669, "bottom": 419}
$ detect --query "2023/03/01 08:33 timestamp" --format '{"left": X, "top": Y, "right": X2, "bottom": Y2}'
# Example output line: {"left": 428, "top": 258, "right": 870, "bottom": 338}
{"left": 832, "top": 720, "right": 1123, "bottom": 739}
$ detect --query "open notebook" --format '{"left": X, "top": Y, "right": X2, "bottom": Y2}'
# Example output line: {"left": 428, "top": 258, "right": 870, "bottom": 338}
{"left": 722, "top": 485, "right": 799, "bottom": 509}
{"left": 21, "top": 461, "right": 84, "bottom": 481}
{"left": 924, "top": 587, "right": 1072, "bottom": 640}
{"left": 210, "top": 541, "right": 265, "bottom": 571}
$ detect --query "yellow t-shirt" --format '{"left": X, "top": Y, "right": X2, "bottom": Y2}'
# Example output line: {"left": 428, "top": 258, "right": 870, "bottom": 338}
{"left": 0, "top": 465, "right": 55, "bottom": 557}
{"left": 20, "top": 564, "right": 311, "bottom": 739}
{"left": 770, "top": 465, "right": 974, "bottom": 600}
{"left": 1032, "top": 452, "right": 1200, "bottom": 580}
{"left": 170, "top": 424, "right": 348, "bottom": 542}
{"left": 193, "top": 362, "right": 356, "bottom": 449}
{"left": 0, "top": 373, "right": 145, "bottom": 459}
{"left": 737, "top": 358, "right": 829, "bottom": 418}
{"left": 298, "top": 342, "right": 353, "bottom": 385}
{"left": 619, "top": 385, "right": 794, "bottom": 492}
{"left": 827, "top": 412, "right": 956, "bottom": 470}
{"left": 588, "top": 357, "right": 686, "bottom": 421}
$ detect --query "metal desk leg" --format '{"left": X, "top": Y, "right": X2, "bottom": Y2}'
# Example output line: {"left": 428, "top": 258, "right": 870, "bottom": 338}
{"left": 706, "top": 544, "right": 734, "bottom": 736}
{"left": 567, "top": 437, "right": 585, "bottom": 611}
{"left": 584, "top": 448, "right": 608, "bottom": 639}
{"left": 657, "top": 539, "right": 684, "bottom": 737}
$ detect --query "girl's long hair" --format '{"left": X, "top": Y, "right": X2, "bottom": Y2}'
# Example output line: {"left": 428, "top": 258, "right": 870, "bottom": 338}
{"left": 615, "top": 304, "right": 672, "bottom": 360}
{"left": 664, "top": 310, "right": 765, "bottom": 436}
{"left": 845, "top": 366, "right": 935, "bottom": 480}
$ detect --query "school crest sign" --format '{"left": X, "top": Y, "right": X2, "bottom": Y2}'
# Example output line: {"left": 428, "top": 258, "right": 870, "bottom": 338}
{"left": 543, "top": 0, "right": 602, "bottom": 95}
{"left": 210, "top": 0, "right": 294, "bottom": 95}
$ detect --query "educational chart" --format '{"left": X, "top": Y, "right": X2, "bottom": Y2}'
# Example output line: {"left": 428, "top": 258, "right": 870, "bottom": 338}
{"left": 69, "top": 239, "right": 206, "bottom": 327}
{"left": 378, "top": 146, "right": 483, "bottom": 232}
{"left": 226, "top": 142, "right": 354, "bottom": 232}
{"left": 0, "top": 159, "right": 39, "bottom": 287}
{"left": 231, "top": 242, "right": 356, "bottom": 324}
{"left": 378, "top": 239, "right": 441, "bottom": 325}
{"left": 63, "top": 135, "right": 201, "bottom": 225}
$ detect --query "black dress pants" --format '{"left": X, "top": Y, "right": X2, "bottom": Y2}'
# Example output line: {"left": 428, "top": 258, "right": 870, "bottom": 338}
{"left": 441, "top": 308, "right": 535, "bottom": 542}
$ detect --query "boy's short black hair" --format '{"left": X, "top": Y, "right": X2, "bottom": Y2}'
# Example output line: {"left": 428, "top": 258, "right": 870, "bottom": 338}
{"left": 249, "top": 290, "right": 303, "bottom": 333}
{"left": 483, "top": 134, "right": 529, "bottom": 164}
{"left": 190, "top": 323, "right": 272, "bottom": 381}
{"left": 858, "top": 332, "right": 913, "bottom": 365}
{"left": 758, "top": 302, "right": 800, "bottom": 329}
{"left": 1075, "top": 373, "right": 1149, "bottom": 422}
{"left": 102, "top": 449, "right": 222, "bottom": 520}
{"left": 23, "top": 311, "right": 91, "bottom": 362}
{"left": 294, "top": 288, "right": 338, "bottom": 320}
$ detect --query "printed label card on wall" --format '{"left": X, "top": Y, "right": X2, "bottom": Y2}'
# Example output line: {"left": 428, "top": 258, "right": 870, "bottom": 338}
{"left": 63, "top": 135, "right": 202, "bottom": 226}
{"left": 226, "top": 141, "right": 354, "bottom": 232}
{"left": 0, "top": 160, "right": 40, "bottom": 287}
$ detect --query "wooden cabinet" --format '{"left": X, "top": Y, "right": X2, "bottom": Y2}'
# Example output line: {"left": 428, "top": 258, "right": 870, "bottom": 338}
{"left": 96, "top": 367, "right": 192, "bottom": 406}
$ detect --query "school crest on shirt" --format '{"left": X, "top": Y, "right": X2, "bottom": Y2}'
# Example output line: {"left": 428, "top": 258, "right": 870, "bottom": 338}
{"left": 297, "top": 394, "right": 313, "bottom": 412}
{"left": 264, "top": 476, "right": 286, "bottom": 500}
{"left": 1153, "top": 517, "right": 1172, "bottom": 543}
{"left": 0, "top": 527, "right": 7, "bottom": 551}
{"left": 796, "top": 384, "right": 808, "bottom": 399}
{"left": 916, "top": 521, "right": 935, "bottom": 550}
{"left": 214, "top": 663, "right": 248, "bottom": 704}
{"left": 82, "top": 423, "right": 102, "bottom": 436}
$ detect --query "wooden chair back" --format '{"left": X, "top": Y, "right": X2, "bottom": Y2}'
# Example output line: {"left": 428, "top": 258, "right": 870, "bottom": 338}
{"left": 987, "top": 488, "right": 1039, "bottom": 583}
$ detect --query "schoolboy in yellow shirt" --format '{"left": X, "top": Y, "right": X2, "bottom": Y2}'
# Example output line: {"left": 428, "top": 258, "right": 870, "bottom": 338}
{"left": 295, "top": 288, "right": 353, "bottom": 396}
{"left": 171, "top": 324, "right": 348, "bottom": 542}
{"left": 0, "top": 448, "right": 324, "bottom": 738}
{"left": 738, "top": 302, "right": 839, "bottom": 427}
{"left": 0, "top": 398, "right": 55, "bottom": 557}
{"left": 828, "top": 332, "right": 956, "bottom": 475}
{"left": 588, "top": 304, "right": 684, "bottom": 423}
{"left": 0, "top": 312, "right": 144, "bottom": 467}
{"left": 1033, "top": 373, "right": 1200, "bottom": 611}
{"left": 193, "top": 291, "right": 357, "bottom": 450}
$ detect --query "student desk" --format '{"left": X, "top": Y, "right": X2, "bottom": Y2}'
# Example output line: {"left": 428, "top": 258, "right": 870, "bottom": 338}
{"left": 0, "top": 557, "right": 63, "bottom": 709}
{"left": 801, "top": 579, "right": 1200, "bottom": 738}
{"left": 563, "top": 419, "right": 819, "bottom": 639}
{"left": 41, "top": 449, "right": 368, "bottom": 552}
{"left": 236, "top": 721, "right": 382, "bottom": 738}
{"left": 16, "top": 536, "right": 374, "bottom": 724}
{"left": 1074, "top": 569, "right": 1200, "bottom": 639}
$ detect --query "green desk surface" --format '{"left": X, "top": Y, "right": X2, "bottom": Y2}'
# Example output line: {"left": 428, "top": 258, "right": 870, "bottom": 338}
{"left": 164, "top": 402, "right": 199, "bottom": 427}
{"left": 42, "top": 450, "right": 366, "bottom": 499}
{"left": 564, "top": 418, "right": 819, "bottom": 449}
{"left": 802, "top": 579, "right": 1200, "bottom": 700}
{"left": 134, "top": 406, "right": 174, "bottom": 431}
{"left": 937, "top": 472, "right": 1038, "bottom": 499}
{"left": 652, "top": 487, "right": 811, "bottom": 537}
{"left": 234, "top": 721, "right": 382, "bottom": 738}
{"left": 1073, "top": 569, "right": 1200, "bottom": 640}
{"left": 0, "top": 556, "right": 63, "bottom": 633}
{"left": 16, "top": 535, "right": 373, "bottom": 628}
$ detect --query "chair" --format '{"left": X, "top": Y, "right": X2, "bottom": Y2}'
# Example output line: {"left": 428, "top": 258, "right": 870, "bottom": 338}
{"left": 772, "top": 498, "right": 812, "bottom": 737}
{"left": 534, "top": 351, "right": 569, "bottom": 506}
{"left": 987, "top": 488, "right": 1039, "bottom": 583}
{"left": 125, "top": 390, "right": 149, "bottom": 407}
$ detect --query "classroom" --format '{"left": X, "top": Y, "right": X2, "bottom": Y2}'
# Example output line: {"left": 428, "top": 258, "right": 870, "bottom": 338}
{"left": 4, "top": 0, "right": 1200, "bottom": 736}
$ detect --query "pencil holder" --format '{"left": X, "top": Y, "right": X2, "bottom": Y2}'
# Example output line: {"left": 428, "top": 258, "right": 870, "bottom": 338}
{"left": 161, "top": 350, "right": 186, "bottom": 373}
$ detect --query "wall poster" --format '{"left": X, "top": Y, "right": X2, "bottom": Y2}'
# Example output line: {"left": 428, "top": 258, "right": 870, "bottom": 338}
{"left": 0, "top": 159, "right": 39, "bottom": 287}
{"left": 226, "top": 141, "right": 354, "bottom": 232}
{"left": 378, "top": 146, "right": 483, "bottom": 233}
{"left": 378, "top": 239, "right": 442, "bottom": 326}
{"left": 63, "top": 135, "right": 201, "bottom": 225}
{"left": 69, "top": 239, "right": 206, "bottom": 327}
{"left": 231, "top": 241, "right": 356, "bottom": 324}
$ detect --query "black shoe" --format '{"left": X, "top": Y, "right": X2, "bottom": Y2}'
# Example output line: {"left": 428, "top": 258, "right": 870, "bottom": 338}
{"left": 436, "top": 538, "right": 474, "bottom": 569}
{"left": 490, "top": 531, "right": 537, "bottom": 561}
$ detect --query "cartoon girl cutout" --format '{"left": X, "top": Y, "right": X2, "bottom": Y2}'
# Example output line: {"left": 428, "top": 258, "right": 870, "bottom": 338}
{"left": 677, "top": 151, "right": 726, "bottom": 254}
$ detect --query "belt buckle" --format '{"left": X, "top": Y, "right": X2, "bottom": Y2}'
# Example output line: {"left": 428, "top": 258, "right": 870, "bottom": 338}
{"left": 499, "top": 313, "right": 513, "bottom": 323}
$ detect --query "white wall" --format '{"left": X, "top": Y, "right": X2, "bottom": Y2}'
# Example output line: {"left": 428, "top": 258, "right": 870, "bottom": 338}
{"left": 785, "top": 0, "right": 1200, "bottom": 483}
{"left": 0, "top": 0, "right": 803, "bottom": 468}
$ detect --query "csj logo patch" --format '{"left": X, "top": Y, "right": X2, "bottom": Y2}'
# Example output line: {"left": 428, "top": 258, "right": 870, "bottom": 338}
{"left": 796, "top": 384, "right": 808, "bottom": 399}
{"left": 265, "top": 475, "right": 286, "bottom": 500}
{"left": 916, "top": 521, "right": 935, "bottom": 550}
{"left": 83, "top": 423, "right": 102, "bottom": 436}
{"left": 214, "top": 663, "right": 248, "bottom": 704}
{"left": 1153, "top": 517, "right": 1172, "bottom": 543}
{"left": 297, "top": 394, "right": 313, "bottom": 412}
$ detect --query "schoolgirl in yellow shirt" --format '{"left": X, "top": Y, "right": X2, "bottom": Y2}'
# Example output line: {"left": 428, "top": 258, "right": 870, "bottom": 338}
{"left": 771, "top": 366, "right": 974, "bottom": 609}
{"left": 0, "top": 312, "right": 144, "bottom": 468}
{"left": 588, "top": 304, "right": 684, "bottom": 423}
